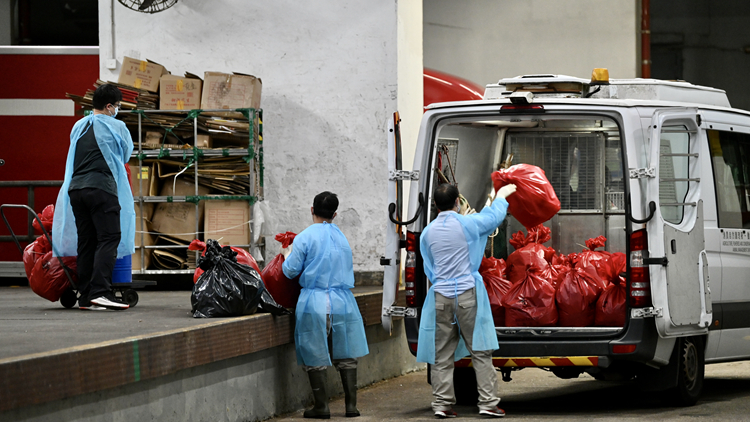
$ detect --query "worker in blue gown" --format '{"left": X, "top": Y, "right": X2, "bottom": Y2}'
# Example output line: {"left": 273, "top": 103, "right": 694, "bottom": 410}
{"left": 417, "top": 183, "right": 516, "bottom": 419}
{"left": 282, "top": 191, "right": 369, "bottom": 419}
{"left": 52, "top": 84, "right": 135, "bottom": 310}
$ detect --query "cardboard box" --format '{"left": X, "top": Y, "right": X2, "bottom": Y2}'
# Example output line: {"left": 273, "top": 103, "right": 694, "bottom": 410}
{"left": 128, "top": 159, "right": 159, "bottom": 199}
{"left": 131, "top": 163, "right": 157, "bottom": 270}
{"left": 159, "top": 75, "right": 203, "bottom": 111}
{"left": 133, "top": 220, "right": 155, "bottom": 271}
{"left": 197, "top": 134, "right": 211, "bottom": 148}
{"left": 118, "top": 57, "right": 169, "bottom": 92}
{"left": 189, "top": 134, "right": 212, "bottom": 148}
{"left": 151, "top": 177, "right": 210, "bottom": 242}
{"left": 204, "top": 200, "right": 250, "bottom": 246}
{"left": 200, "top": 72, "right": 262, "bottom": 117}
{"left": 143, "top": 131, "right": 163, "bottom": 148}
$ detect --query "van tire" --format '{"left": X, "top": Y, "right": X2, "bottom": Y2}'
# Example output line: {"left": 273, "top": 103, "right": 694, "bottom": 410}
{"left": 666, "top": 336, "right": 704, "bottom": 406}
{"left": 453, "top": 367, "right": 479, "bottom": 405}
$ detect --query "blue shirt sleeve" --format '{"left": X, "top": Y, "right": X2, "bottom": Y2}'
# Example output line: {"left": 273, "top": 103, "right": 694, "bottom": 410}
{"left": 464, "top": 197, "right": 509, "bottom": 238}
{"left": 282, "top": 234, "right": 306, "bottom": 279}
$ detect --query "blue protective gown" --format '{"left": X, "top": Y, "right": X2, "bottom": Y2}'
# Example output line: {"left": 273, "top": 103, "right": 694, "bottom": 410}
{"left": 52, "top": 113, "right": 135, "bottom": 259}
{"left": 282, "top": 222, "right": 369, "bottom": 367}
{"left": 416, "top": 197, "right": 510, "bottom": 364}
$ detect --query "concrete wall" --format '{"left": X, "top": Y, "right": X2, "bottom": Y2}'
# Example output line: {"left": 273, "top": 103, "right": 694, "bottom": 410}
{"left": 650, "top": 1, "right": 750, "bottom": 111}
{"left": 3, "top": 319, "right": 423, "bottom": 422}
{"left": 424, "top": 0, "right": 639, "bottom": 87}
{"left": 98, "top": 0, "right": 423, "bottom": 274}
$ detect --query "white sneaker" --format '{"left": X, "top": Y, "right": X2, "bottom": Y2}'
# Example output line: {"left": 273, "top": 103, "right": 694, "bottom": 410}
{"left": 79, "top": 304, "right": 109, "bottom": 311}
{"left": 91, "top": 295, "right": 129, "bottom": 310}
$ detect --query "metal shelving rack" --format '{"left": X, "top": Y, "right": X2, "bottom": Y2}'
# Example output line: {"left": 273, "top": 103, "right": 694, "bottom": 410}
{"left": 127, "top": 108, "right": 264, "bottom": 275}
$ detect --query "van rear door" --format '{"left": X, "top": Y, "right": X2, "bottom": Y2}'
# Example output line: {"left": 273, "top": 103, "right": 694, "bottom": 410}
{"left": 647, "top": 108, "right": 712, "bottom": 337}
{"left": 382, "top": 112, "right": 404, "bottom": 334}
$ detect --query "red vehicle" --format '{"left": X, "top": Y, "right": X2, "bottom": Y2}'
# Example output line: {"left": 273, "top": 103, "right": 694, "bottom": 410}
{"left": 423, "top": 68, "right": 484, "bottom": 108}
{"left": 0, "top": 46, "right": 99, "bottom": 277}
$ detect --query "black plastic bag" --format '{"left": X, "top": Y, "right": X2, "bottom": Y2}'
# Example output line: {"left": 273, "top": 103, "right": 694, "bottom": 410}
{"left": 191, "top": 239, "right": 290, "bottom": 318}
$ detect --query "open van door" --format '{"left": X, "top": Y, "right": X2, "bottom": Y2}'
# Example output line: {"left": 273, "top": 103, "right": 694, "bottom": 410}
{"left": 382, "top": 112, "right": 405, "bottom": 334}
{"left": 646, "top": 108, "right": 712, "bottom": 337}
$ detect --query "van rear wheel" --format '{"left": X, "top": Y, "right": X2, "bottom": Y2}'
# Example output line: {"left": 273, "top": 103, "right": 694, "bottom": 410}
{"left": 667, "top": 336, "right": 704, "bottom": 406}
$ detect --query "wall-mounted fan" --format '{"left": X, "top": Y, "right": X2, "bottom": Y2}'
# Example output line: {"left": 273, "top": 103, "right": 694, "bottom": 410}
{"left": 118, "top": 0, "right": 178, "bottom": 14}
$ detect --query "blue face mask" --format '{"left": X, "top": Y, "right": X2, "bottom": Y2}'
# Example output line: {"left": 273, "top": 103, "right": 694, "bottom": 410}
{"left": 111, "top": 106, "right": 118, "bottom": 118}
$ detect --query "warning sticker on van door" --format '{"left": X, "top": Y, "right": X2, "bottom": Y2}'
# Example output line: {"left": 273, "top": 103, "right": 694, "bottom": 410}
{"left": 721, "top": 230, "right": 750, "bottom": 253}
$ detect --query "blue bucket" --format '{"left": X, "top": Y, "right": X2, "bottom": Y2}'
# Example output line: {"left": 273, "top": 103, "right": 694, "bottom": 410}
{"left": 112, "top": 255, "right": 132, "bottom": 284}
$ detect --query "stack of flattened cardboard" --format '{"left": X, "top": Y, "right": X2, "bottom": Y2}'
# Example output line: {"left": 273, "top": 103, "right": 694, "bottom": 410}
{"left": 150, "top": 176, "right": 210, "bottom": 270}
{"left": 154, "top": 157, "right": 251, "bottom": 195}
{"left": 66, "top": 61, "right": 263, "bottom": 272}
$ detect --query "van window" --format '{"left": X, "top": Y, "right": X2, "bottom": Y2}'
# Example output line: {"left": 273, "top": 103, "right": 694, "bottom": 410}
{"left": 708, "top": 129, "right": 750, "bottom": 228}
{"left": 659, "top": 125, "right": 691, "bottom": 224}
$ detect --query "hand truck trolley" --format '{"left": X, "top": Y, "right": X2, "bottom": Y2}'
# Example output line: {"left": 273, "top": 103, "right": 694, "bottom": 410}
{"left": 0, "top": 204, "right": 154, "bottom": 308}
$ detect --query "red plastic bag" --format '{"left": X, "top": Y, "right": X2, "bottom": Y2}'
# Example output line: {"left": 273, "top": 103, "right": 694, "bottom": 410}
{"left": 594, "top": 252, "right": 628, "bottom": 327}
{"left": 550, "top": 253, "right": 572, "bottom": 288}
{"left": 28, "top": 252, "right": 77, "bottom": 302}
{"left": 480, "top": 257, "right": 512, "bottom": 326}
{"left": 189, "top": 239, "right": 261, "bottom": 284}
{"left": 555, "top": 267, "right": 603, "bottom": 327}
{"left": 260, "top": 232, "right": 301, "bottom": 309}
{"left": 492, "top": 164, "right": 561, "bottom": 229}
{"left": 572, "top": 236, "right": 610, "bottom": 290}
{"left": 501, "top": 271, "right": 558, "bottom": 327}
{"left": 275, "top": 231, "right": 296, "bottom": 248}
{"left": 32, "top": 205, "right": 54, "bottom": 234}
{"left": 506, "top": 225, "right": 556, "bottom": 285}
{"left": 23, "top": 236, "right": 51, "bottom": 279}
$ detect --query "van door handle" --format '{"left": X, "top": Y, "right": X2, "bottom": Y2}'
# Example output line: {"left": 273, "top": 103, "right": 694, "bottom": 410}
{"left": 389, "top": 192, "right": 424, "bottom": 226}
{"left": 627, "top": 195, "right": 657, "bottom": 224}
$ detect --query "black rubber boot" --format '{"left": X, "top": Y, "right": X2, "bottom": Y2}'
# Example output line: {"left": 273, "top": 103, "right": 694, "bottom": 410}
{"left": 304, "top": 370, "right": 330, "bottom": 419}
{"left": 340, "top": 368, "right": 360, "bottom": 417}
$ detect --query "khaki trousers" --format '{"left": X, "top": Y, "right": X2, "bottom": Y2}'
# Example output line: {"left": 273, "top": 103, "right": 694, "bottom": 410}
{"left": 431, "top": 288, "right": 500, "bottom": 412}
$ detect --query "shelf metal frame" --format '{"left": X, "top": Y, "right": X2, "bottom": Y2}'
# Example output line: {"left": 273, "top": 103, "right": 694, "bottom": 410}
{"left": 128, "top": 108, "right": 263, "bottom": 275}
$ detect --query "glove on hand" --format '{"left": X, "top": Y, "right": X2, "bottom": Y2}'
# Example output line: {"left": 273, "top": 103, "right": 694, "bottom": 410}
{"left": 497, "top": 184, "right": 517, "bottom": 199}
{"left": 281, "top": 244, "right": 293, "bottom": 259}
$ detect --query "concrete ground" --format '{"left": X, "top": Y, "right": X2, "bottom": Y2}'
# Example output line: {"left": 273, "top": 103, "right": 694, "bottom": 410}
{"left": 0, "top": 286, "right": 206, "bottom": 359}
{"left": 270, "top": 361, "right": 750, "bottom": 421}
{"left": 0, "top": 285, "right": 382, "bottom": 360}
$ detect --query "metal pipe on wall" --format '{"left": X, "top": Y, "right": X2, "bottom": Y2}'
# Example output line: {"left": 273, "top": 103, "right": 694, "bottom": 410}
{"left": 641, "top": 0, "right": 651, "bottom": 78}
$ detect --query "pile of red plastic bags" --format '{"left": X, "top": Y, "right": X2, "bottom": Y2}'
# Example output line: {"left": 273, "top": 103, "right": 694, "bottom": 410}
{"left": 481, "top": 227, "right": 627, "bottom": 327}
{"left": 483, "top": 164, "right": 627, "bottom": 327}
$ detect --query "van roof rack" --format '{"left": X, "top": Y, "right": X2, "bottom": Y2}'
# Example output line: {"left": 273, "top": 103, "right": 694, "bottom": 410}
{"left": 484, "top": 72, "right": 730, "bottom": 107}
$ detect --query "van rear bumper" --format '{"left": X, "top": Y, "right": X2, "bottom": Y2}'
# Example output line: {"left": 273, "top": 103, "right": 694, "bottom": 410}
{"left": 405, "top": 316, "right": 659, "bottom": 366}
{"left": 491, "top": 317, "right": 658, "bottom": 365}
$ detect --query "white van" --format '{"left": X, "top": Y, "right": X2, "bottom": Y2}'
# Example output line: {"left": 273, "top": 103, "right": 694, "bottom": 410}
{"left": 381, "top": 70, "right": 750, "bottom": 406}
